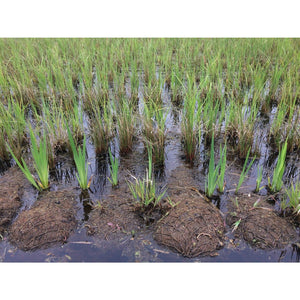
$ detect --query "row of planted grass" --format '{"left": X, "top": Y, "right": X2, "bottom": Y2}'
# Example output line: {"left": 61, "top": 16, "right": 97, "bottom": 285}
{"left": 0, "top": 38, "right": 299, "bottom": 215}
{"left": 0, "top": 39, "right": 298, "bottom": 106}
{"left": 1, "top": 72, "right": 298, "bottom": 164}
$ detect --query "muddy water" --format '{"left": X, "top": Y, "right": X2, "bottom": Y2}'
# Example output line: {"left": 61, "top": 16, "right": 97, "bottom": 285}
{"left": 1, "top": 85, "right": 300, "bottom": 262}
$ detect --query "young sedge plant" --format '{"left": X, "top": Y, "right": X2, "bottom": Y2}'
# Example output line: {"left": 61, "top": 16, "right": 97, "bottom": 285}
{"left": 281, "top": 181, "right": 300, "bottom": 215}
{"left": 115, "top": 98, "right": 135, "bottom": 155}
{"left": 142, "top": 99, "right": 167, "bottom": 167}
{"left": 127, "top": 145, "right": 167, "bottom": 211}
{"left": 0, "top": 98, "right": 27, "bottom": 162}
{"left": 89, "top": 102, "right": 112, "bottom": 155}
{"left": 108, "top": 148, "right": 119, "bottom": 187}
{"left": 181, "top": 76, "right": 199, "bottom": 163}
{"left": 66, "top": 124, "right": 91, "bottom": 190}
{"left": 235, "top": 148, "right": 256, "bottom": 194}
{"left": 6, "top": 127, "right": 49, "bottom": 191}
{"left": 28, "top": 127, "right": 49, "bottom": 190}
{"left": 255, "top": 165, "right": 264, "bottom": 192}
{"left": 217, "top": 143, "right": 227, "bottom": 193}
{"left": 268, "top": 139, "right": 287, "bottom": 193}
{"left": 205, "top": 134, "right": 220, "bottom": 197}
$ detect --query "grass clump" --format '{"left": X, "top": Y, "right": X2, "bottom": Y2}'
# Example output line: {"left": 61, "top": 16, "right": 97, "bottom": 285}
{"left": 127, "top": 146, "right": 167, "bottom": 212}
{"left": 217, "top": 143, "right": 227, "bottom": 193}
{"left": 205, "top": 135, "right": 227, "bottom": 197}
{"left": 115, "top": 99, "right": 135, "bottom": 155}
{"left": 281, "top": 181, "right": 300, "bottom": 216}
{"left": 7, "top": 127, "right": 49, "bottom": 191}
{"left": 67, "top": 125, "right": 91, "bottom": 190}
{"left": 89, "top": 102, "right": 112, "bottom": 155}
{"left": 108, "top": 148, "right": 119, "bottom": 187}
{"left": 268, "top": 139, "right": 287, "bottom": 193}
{"left": 235, "top": 148, "right": 256, "bottom": 194}
{"left": 181, "top": 76, "right": 199, "bottom": 163}
{"left": 28, "top": 127, "right": 49, "bottom": 190}
{"left": 0, "top": 99, "right": 27, "bottom": 162}
{"left": 255, "top": 165, "right": 264, "bottom": 193}
{"left": 142, "top": 100, "right": 167, "bottom": 167}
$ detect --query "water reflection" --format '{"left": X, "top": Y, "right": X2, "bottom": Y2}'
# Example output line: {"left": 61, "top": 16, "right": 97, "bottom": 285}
{"left": 79, "top": 190, "right": 93, "bottom": 222}
{"left": 89, "top": 154, "right": 108, "bottom": 196}
{"left": 291, "top": 243, "right": 300, "bottom": 262}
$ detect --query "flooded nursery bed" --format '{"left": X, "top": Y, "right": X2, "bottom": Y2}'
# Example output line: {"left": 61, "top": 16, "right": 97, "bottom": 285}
{"left": 0, "top": 38, "right": 299, "bottom": 262}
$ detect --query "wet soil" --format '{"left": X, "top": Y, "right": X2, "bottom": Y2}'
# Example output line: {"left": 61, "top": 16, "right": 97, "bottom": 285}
{"left": 0, "top": 84, "right": 299, "bottom": 261}
{"left": 85, "top": 162, "right": 226, "bottom": 259}
{"left": 0, "top": 167, "right": 30, "bottom": 234}
{"left": 226, "top": 194, "right": 298, "bottom": 249}
{"left": 153, "top": 165, "right": 225, "bottom": 257}
{"left": 86, "top": 192, "right": 143, "bottom": 241}
{"left": 9, "top": 189, "right": 78, "bottom": 251}
{"left": 85, "top": 154, "right": 165, "bottom": 243}
{"left": 154, "top": 197, "right": 225, "bottom": 257}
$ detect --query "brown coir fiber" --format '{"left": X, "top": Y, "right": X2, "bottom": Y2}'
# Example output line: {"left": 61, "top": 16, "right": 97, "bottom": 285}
{"left": 0, "top": 167, "right": 29, "bottom": 234}
{"left": 226, "top": 195, "right": 297, "bottom": 249}
{"left": 154, "top": 197, "right": 225, "bottom": 258}
{"left": 9, "top": 189, "right": 78, "bottom": 251}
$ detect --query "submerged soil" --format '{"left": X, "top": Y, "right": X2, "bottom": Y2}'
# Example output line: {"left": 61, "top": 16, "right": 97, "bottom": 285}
{"left": 226, "top": 194, "right": 298, "bottom": 249}
{"left": 9, "top": 189, "right": 78, "bottom": 251}
{"left": 0, "top": 167, "right": 30, "bottom": 234}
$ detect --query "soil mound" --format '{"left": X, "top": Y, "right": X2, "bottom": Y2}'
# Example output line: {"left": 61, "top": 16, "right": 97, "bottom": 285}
{"left": 154, "top": 197, "right": 225, "bottom": 258}
{"left": 226, "top": 195, "right": 297, "bottom": 249}
{"left": 86, "top": 197, "right": 142, "bottom": 240}
{"left": 9, "top": 189, "right": 78, "bottom": 251}
{"left": 0, "top": 167, "right": 29, "bottom": 234}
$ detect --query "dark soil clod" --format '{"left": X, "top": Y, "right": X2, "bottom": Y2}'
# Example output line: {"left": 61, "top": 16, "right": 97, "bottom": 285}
{"left": 154, "top": 197, "right": 225, "bottom": 258}
{"left": 0, "top": 167, "right": 29, "bottom": 234}
{"left": 9, "top": 189, "right": 78, "bottom": 251}
{"left": 226, "top": 195, "right": 298, "bottom": 249}
{"left": 86, "top": 200, "right": 142, "bottom": 240}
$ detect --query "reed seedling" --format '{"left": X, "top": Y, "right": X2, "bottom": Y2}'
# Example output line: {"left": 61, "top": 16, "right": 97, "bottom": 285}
{"left": 143, "top": 74, "right": 163, "bottom": 103}
{"left": 108, "top": 148, "right": 119, "bottom": 187}
{"left": 127, "top": 146, "right": 167, "bottom": 211}
{"left": 115, "top": 98, "right": 135, "bottom": 155}
{"left": 225, "top": 94, "right": 259, "bottom": 158}
{"left": 202, "top": 85, "right": 221, "bottom": 139}
{"left": 28, "top": 127, "right": 49, "bottom": 189}
{"left": 129, "top": 60, "right": 139, "bottom": 105}
{"left": 7, "top": 143, "right": 41, "bottom": 191}
{"left": 0, "top": 126, "right": 8, "bottom": 161}
{"left": 217, "top": 143, "right": 227, "bottom": 193}
{"left": 282, "top": 181, "right": 300, "bottom": 215}
{"left": 269, "top": 64, "right": 285, "bottom": 101}
{"left": 270, "top": 101, "right": 287, "bottom": 147}
{"left": 40, "top": 97, "right": 70, "bottom": 156}
{"left": 235, "top": 148, "right": 256, "bottom": 194}
{"left": 66, "top": 125, "right": 91, "bottom": 190}
{"left": 205, "top": 135, "right": 220, "bottom": 197}
{"left": 170, "top": 67, "right": 183, "bottom": 105}
{"left": 181, "top": 76, "right": 199, "bottom": 163}
{"left": 7, "top": 126, "right": 49, "bottom": 191}
{"left": 268, "top": 139, "right": 287, "bottom": 193}
{"left": 142, "top": 100, "right": 166, "bottom": 167}
{"left": 255, "top": 165, "right": 264, "bottom": 192}
{"left": 89, "top": 102, "right": 112, "bottom": 155}
{"left": 0, "top": 99, "right": 27, "bottom": 161}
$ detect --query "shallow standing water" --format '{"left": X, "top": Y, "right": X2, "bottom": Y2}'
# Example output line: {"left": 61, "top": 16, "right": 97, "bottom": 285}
{"left": 1, "top": 81, "right": 300, "bottom": 263}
